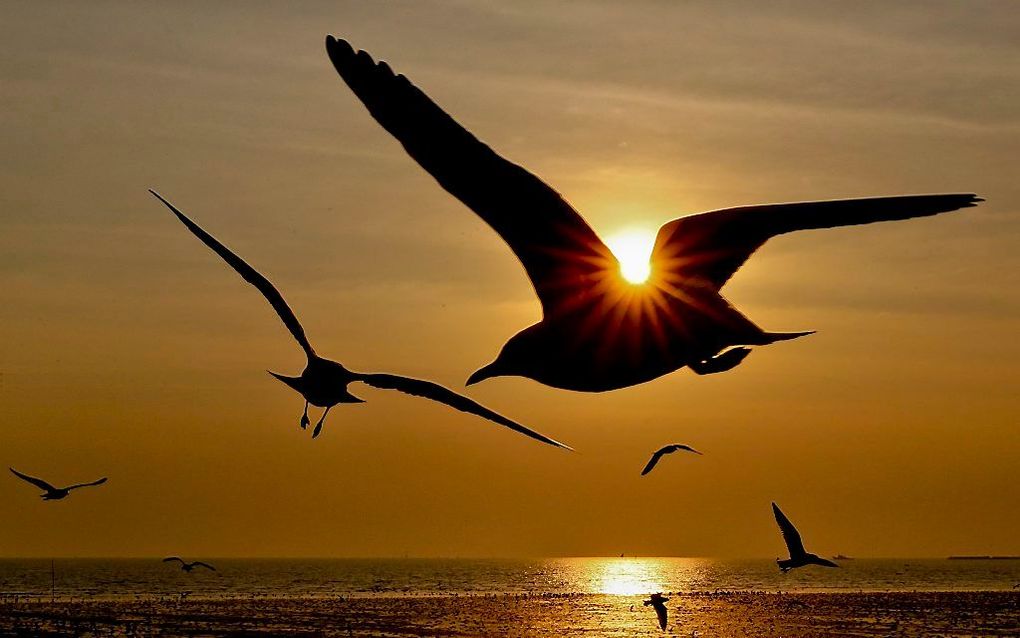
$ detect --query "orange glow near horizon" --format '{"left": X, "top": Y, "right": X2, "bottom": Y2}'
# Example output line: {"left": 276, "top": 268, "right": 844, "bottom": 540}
{"left": 0, "top": 1, "right": 1016, "bottom": 561}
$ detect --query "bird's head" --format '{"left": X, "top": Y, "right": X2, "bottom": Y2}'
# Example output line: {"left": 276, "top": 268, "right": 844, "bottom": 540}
{"left": 267, "top": 371, "right": 309, "bottom": 398}
{"left": 466, "top": 326, "right": 550, "bottom": 386}
{"left": 466, "top": 336, "right": 530, "bottom": 386}
{"left": 466, "top": 361, "right": 503, "bottom": 386}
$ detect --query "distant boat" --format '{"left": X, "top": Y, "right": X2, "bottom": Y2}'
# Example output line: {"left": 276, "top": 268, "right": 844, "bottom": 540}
{"left": 947, "top": 555, "right": 1020, "bottom": 560}
{"left": 831, "top": 554, "right": 854, "bottom": 561}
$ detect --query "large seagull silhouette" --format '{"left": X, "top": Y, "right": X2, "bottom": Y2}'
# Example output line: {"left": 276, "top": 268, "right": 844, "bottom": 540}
{"left": 149, "top": 191, "right": 568, "bottom": 449}
{"left": 326, "top": 35, "right": 981, "bottom": 393}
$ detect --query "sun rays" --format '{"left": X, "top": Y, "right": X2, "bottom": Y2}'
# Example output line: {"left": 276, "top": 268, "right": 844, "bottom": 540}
{"left": 605, "top": 228, "right": 657, "bottom": 284}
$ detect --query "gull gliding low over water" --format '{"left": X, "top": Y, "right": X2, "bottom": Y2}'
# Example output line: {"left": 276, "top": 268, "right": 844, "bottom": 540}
{"left": 640, "top": 444, "right": 702, "bottom": 476}
{"left": 772, "top": 502, "right": 839, "bottom": 573}
{"left": 643, "top": 592, "right": 669, "bottom": 631}
{"left": 9, "top": 468, "right": 107, "bottom": 500}
{"left": 149, "top": 191, "right": 568, "bottom": 449}
{"left": 163, "top": 557, "right": 216, "bottom": 573}
{"left": 326, "top": 36, "right": 982, "bottom": 393}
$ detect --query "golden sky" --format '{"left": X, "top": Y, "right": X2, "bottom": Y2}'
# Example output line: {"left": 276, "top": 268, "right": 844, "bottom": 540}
{"left": 1, "top": 1, "right": 1017, "bottom": 558}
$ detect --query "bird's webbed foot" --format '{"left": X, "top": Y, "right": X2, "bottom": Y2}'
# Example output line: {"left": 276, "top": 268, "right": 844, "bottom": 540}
{"left": 690, "top": 347, "right": 752, "bottom": 375}
{"left": 300, "top": 402, "right": 310, "bottom": 430}
{"left": 311, "top": 406, "right": 331, "bottom": 439}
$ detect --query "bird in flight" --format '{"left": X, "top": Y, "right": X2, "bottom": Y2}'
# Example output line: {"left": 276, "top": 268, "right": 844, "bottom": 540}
{"left": 326, "top": 36, "right": 982, "bottom": 393}
{"left": 643, "top": 592, "right": 669, "bottom": 631}
{"left": 163, "top": 557, "right": 216, "bottom": 573}
{"left": 640, "top": 444, "right": 702, "bottom": 476}
{"left": 9, "top": 468, "right": 107, "bottom": 501}
{"left": 148, "top": 191, "right": 568, "bottom": 449}
{"left": 772, "top": 502, "right": 839, "bottom": 572}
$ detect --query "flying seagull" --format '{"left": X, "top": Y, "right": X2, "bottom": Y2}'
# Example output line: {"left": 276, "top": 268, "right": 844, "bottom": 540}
{"left": 163, "top": 557, "right": 216, "bottom": 573}
{"left": 9, "top": 468, "right": 107, "bottom": 500}
{"left": 148, "top": 191, "right": 568, "bottom": 448}
{"left": 772, "top": 502, "right": 839, "bottom": 572}
{"left": 326, "top": 36, "right": 982, "bottom": 393}
{"left": 640, "top": 444, "right": 702, "bottom": 476}
{"left": 643, "top": 592, "right": 669, "bottom": 631}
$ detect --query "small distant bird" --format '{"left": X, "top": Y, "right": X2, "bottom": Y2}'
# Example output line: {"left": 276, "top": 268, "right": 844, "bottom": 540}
{"left": 772, "top": 502, "right": 839, "bottom": 572}
{"left": 326, "top": 36, "right": 982, "bottom": 393}
{"left": 643, "top": 592, "right": 669, "bottom": 631}
{"left": 9, "top": 468, "right": 107, "bottom": 500}
{"left": 163, "top": 557, "right": 216, "bottom": 573}
{"left": 149, "top": 191, "right": 567, "bottom": 448}
{"left": 641, "top": 444, "right": 703, "bottom": 475}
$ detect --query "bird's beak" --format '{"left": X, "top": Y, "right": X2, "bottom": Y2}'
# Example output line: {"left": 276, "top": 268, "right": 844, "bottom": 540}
{"left": 466, "top": 362, "right": 500, "bottom": 386}
{"left": 267, "top": 371, "right": 304, "bottom": 394}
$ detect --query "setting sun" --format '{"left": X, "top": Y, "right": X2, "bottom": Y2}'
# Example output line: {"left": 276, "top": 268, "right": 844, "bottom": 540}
{"left": 605, "top": 228, "right": 657, "bottom": 284}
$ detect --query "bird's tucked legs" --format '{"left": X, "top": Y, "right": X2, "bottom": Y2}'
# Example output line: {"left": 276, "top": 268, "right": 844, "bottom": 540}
{"left": 300, "top": 402, "right": 310, "bottom": 430}
{"left": 690, "top": 347, "right": 752, "bottom": 375}
{"left": 312, "top": 406, "right": 331, "bottom": 439}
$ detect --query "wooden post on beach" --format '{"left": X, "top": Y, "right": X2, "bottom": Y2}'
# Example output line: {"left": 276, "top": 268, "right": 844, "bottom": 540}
{"left": 50, "top": 559, "right": 54, "bottom": 602}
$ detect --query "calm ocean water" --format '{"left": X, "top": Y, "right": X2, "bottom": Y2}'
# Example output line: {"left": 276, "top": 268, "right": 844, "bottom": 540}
{"left": 0, "top": 558, "right": 1017, "bottom": 600}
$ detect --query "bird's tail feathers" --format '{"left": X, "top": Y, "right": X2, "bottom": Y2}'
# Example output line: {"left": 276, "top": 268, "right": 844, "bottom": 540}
{"left": 764, "top": 330, "right": 815, "bottom": 343}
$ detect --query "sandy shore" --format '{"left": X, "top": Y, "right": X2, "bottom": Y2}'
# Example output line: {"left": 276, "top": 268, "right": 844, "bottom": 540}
{"left": 0, "top": 591, "right": 1016, "bottom": 636}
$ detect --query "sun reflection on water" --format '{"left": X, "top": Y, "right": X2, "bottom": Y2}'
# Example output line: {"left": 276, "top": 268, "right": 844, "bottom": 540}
{"left": 592, "top": 558, "right": 668, "bottom": 596}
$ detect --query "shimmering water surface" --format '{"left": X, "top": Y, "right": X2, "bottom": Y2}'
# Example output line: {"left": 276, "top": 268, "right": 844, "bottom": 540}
{"left": 1, "top": 558, "right": 1017, "bottom": 600}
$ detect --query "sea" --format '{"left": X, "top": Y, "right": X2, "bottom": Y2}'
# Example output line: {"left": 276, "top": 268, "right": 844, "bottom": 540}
{"left": 1, "top": 558, "right": 1017, "bottom": 600}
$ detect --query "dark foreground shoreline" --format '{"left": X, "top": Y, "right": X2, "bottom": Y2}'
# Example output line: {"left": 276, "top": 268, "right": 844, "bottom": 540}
{"left": 0, "top": 591, "right": 1017, "bottom": 637}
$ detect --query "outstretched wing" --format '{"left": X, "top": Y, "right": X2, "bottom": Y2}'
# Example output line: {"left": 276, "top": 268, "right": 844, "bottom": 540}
{"left": 654, "top": 602, "right": 668, "bottom": 630}
{"left": 192, "top": 562, "right": 217, "bottom": 571}
{"left": 640, "top": 449, "right": 668, "bottom": 476}
{"left": 641, "top": 444, "right": 702, "bottom": 475}
{"left": 652, "top": 194, "right": 982, "bottom": 290}
{"left": 672, "top": 444, "right": 703, "bottom": 455}
{"left": 162, "top": 557, "right": 185, "bottom": 564}
{"left": 326, "top": 36, "right": 616, "bottom": 316}
{"left": 9, "top": 468, "right": 56, "bottom": 492}
{"left": 355, "top": 373, "right": 571, "bottom": 450}
{"left": 66, "top": 477, "right": 108, "bottom": 491}
{"left": 772, "top": 502, "right": 806, "bottom": 558}
{"left": 149, "top": 190, "right": 316, "bottom": 357}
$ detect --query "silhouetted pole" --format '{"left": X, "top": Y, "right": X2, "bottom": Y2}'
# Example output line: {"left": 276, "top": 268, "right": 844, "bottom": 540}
{"left": 50, "top": 559, "right": 54, "bottom": 602}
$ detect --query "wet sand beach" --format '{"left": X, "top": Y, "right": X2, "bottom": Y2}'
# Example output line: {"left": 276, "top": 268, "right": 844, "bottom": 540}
{"left": 0, "top": 591, "right": 1016, "bottom": 637}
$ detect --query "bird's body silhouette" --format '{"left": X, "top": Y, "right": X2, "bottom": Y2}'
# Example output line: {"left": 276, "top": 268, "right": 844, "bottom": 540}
{"left": 163, "top": 557, "right": 216, "bottom": 573}
{"left": 641, "top": 444, "right": 702, "bottom": 475}
{"left": 644, "top": 592, "right": 669, "bottom": 631}
{"left": 326, "top": 36, "right": 981, "bottom": 393}
{"left": 9, "top": 468, "right": 107, "bottom": 500}
{"left": 772, "top": 502, "right": 839, "bottom": 572}
{"left": 149, "top": 191, "right": 567, "bottom": 448}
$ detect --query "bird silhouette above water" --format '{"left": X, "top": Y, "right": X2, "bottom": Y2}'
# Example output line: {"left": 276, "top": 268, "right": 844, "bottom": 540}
{"left": 643, "top": 592, "right": 669, "bottom": 631}
{"left": 641, "top": 444, "right": 703, "bottom": 476}
{"left": 326, "top": 35, "right": 982, "bottom": 393}
{"left": 9, "top": 468, "right": 107, "bottom": 500}
{"left": 148, "top": 191, "right": 568, "bottom": 449}
{"left": 163, "top": 557, "right": 216, "bottom": 573}
{"left": 772, "top": 502, "right": 839, "bottom": 572}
